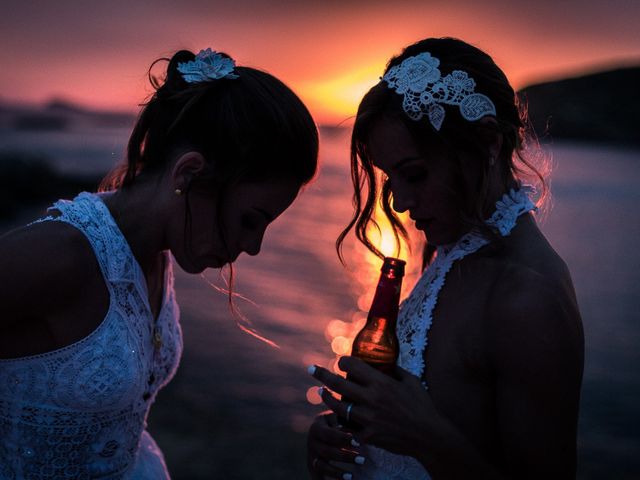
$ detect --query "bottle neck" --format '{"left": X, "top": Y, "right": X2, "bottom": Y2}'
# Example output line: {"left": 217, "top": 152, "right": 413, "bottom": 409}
{"left": 368, "top": 271, "right": 402, "bottom": 323}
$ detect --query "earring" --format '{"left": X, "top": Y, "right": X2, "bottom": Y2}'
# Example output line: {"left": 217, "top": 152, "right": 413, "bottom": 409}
{"left": 175, "top": 188, "right": 182, "bottom": 196}
{"left": 489, "top": 155, "right": 496, "bottom": 166}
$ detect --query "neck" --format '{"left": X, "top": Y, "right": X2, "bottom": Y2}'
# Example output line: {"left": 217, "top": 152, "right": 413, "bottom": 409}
{"left": 101, "top": 175, "right": 168, "bottom": 279}
{"left": 482, "top": 169, "right": 519, "bottom": 218}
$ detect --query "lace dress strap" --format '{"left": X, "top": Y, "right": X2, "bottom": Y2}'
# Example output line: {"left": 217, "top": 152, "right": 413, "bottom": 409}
{"left": 397, "top": 185, "right": 536, "bottom": 378}
{"left": 29, "top": 192, "right": 136, "bottom": 285}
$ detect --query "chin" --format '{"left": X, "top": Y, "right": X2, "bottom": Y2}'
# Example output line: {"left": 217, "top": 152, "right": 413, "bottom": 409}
{"left": 421, "top": 226, "right": 463, "bottom": 247}
{"left": 179, "top": 263, "right": 206, "bottom": 274}
{"left": 202, "top": 256, "right": 229, "bottom": 270}
{"left": 175, "top": 255, "right": 211, "bottom": 274}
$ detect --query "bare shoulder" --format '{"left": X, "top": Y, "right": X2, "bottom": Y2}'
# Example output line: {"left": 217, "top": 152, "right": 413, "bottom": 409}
{"left": 1, "top": 219, "right": 101, "bottom": 325}
{"left": 486, "top": 262, "right": 584, "bottom": 372}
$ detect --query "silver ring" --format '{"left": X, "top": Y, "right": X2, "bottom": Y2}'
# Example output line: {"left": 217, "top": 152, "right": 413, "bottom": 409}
{"left": 345, "top": 402, "right": 354, "bottom": 422}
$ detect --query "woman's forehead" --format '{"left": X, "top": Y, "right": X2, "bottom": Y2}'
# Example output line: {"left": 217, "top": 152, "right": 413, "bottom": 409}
{"left": 369, "top": 129, "right": 447, "bottom": 179}
{"left": 368, "top": 120, "right": 420, "bottom": 166}
{"left": 366, "top": 117, "right": 449, "bottom": 173}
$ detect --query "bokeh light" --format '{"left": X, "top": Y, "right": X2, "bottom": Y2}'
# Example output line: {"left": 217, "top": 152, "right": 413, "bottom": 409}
{"left": 305, "top": 386, "right": 322, "bottom": 406}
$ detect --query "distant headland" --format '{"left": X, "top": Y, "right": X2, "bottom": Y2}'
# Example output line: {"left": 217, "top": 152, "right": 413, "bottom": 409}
{"left": 1, "top": 65, "right": 639, "bottom": 146}
{"left": 518, "top": 66, "right": 640, "bottom": 146}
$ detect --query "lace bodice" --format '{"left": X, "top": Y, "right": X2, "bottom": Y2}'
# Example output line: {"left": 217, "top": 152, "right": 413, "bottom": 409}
{"left": 359, "top": 187, "right": 536, "bottom": 479}
{"left": 0, "top": 192, "right": 183, "bottom": 479}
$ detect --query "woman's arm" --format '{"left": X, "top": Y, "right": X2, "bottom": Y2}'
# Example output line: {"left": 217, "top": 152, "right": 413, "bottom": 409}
{"left": 483, "top": 266, "right": 584, "bottom": 478}
{"left": 1, "top": 221, "right": 94, "bottom": 329}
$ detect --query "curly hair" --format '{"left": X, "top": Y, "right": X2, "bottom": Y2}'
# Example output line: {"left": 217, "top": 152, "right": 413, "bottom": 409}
{"left": 336, "top": 37, "right": 549, "bottom": 269}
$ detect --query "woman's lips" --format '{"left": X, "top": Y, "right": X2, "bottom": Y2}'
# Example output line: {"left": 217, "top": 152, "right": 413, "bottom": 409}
{"left": 202, "top": 249, "right": 240, "bottom": 267}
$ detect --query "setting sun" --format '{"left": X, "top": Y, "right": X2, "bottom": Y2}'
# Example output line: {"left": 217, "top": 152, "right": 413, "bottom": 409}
{"left": 298, "top": 62, "right": 385, "bottom": 124}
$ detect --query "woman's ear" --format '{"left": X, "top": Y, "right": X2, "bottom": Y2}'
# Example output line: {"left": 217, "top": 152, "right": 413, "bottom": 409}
{"left": 171, "top": 151, "right": 209, "bottom": 192}
{"left": 478, "top": 116, "right": 503, "bottom": 162}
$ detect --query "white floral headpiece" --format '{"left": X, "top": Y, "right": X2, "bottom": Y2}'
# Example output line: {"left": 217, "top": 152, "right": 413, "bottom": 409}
{"left": 382, "top": 52, "right": 496, "bottom": 131}
{"left": 177, "top": 48, "right": 239, "bottom": 83}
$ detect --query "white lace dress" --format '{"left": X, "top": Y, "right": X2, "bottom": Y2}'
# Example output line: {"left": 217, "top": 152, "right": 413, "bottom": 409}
{"left": 0, "top": 192, "right": 183, "bottom": 479}
{"left": 357, "top": 187, "right": 536, "bottom": 479}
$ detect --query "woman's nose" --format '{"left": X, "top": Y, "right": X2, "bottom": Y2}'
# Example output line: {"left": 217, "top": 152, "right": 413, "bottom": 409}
{"left": 243, "top": 230, "right": 265, "bottom": 256}
{"left": 392, "top": 190, "right": 416, "bottom": 213}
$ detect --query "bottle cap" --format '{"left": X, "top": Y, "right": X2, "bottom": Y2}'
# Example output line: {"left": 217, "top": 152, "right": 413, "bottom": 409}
{"left": 381, "top": 257, "right": 405, "bottom": 277}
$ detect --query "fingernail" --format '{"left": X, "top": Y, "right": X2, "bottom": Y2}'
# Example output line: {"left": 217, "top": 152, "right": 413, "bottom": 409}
{"left": 343, "top": 474, "right": 353, "bottom": 480}
{"left": 351, "top": 438, "right": 361, "bottom": 447}
{"left": 307, "top": 365, "right": 316, "bottom": 375}
{"left": 318, "top": 386, "right": 324, "bottom": 396}
{"left": 355, "top": 455, "right": 366, "bottom": 465}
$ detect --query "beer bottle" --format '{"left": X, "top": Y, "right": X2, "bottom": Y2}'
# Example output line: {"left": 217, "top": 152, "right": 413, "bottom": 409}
{"left": 340, "top": 257, "right": 405, "bottom": 429}
{"left": 351, "top": 257, "right": 405, "bottom": 376}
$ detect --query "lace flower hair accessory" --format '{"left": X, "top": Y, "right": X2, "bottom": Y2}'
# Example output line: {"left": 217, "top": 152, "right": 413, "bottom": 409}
{"left": 177, "top": 48, "right": 239, "bottom": 83}
{"left": 382, "top": 52, "right": 496, "bottom": 131}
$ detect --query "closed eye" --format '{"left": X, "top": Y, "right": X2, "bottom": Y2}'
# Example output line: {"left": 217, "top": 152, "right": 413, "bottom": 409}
{"left": 392, "top": 157, "right": 428, "bottom": 183}
{"left": 241, "top": 214, "right": 260, "bottom": 231}
{"left": 402, "top": 167, "right": 428, "bottom": 183}
{"left": 254, "top": 207, "right": 274, "bottom": 222}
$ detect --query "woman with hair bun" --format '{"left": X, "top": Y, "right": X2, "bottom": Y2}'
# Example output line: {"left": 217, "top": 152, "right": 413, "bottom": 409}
{"left": 308, "top": 37, "right": 583, "bottom": 479}
{"left": 0, "top": 48, "right": 318, "bottom": 478}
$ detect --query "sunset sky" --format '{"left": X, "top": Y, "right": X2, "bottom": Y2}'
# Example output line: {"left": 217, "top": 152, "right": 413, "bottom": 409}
{"left": 1, "top": 0, "right": 639, "bottom": 124}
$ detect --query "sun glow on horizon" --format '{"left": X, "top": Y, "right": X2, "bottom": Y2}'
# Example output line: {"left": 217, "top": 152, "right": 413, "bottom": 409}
{"left": 298, "top": 62, "right": 385, "bottom": 125}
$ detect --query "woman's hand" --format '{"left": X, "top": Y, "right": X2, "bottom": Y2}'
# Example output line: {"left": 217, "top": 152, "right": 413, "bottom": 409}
{"left": 307, "top": 411, "right": 364, "bottom": 480}
{"left": 309, "top": 356, "right": 443, "bottom": 459}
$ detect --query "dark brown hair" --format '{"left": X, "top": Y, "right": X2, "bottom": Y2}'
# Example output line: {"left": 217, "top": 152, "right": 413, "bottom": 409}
{"left": 336, "top": 37, "right": 549, "bottom": 268}
{"left": 100, "top": 49, "right": 318, "bottom": 259}
{"left": 101, "top": 49, "right": 318, "bottom": 191}
{"left": 99, "top": 50, "right": 319, "bottom": 341}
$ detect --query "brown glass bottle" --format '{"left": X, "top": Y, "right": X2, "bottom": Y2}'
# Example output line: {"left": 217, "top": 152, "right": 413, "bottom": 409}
{"left": 351, "top": 257, "right": 405, "bottom": 375}
{"left": 342, "top": 257, "right": 405, "bottom": 429}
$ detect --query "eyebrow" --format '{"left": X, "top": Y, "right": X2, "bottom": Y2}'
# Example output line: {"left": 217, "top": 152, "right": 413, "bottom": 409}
{"left": 255, "top": 207, "right": 274, "bottom": 222}
{"left": 392, "top": 156, "right": 424, "bottom": 171}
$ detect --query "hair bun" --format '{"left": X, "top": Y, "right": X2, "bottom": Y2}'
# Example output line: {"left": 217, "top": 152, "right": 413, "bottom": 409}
{"left": 152, "top": 50, "right": 195, "bottom": 98}
{"left": 167, "top": 50, "right": 195, "bottom": 83}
